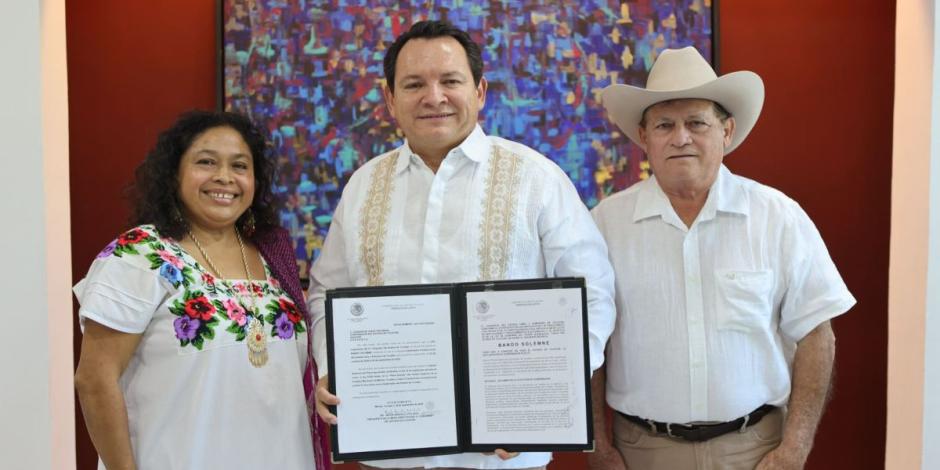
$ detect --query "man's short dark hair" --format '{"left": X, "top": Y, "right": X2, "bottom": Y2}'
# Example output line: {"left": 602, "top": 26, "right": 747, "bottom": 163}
{"left": 383, "top": 20, "right": 483, "bottom": 92}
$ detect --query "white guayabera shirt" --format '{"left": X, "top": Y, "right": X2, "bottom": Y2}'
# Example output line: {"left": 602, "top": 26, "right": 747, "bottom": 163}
{"left": 308, "top": 125, "right": 616, "bottom": 469}
{"left": 592, "top": 164, "right": 856, "bottom": 424}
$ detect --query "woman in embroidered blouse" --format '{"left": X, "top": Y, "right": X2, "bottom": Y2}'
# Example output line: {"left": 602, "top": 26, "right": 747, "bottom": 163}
{"left": 73, "top": 111, "right": 329, "bottom": 470}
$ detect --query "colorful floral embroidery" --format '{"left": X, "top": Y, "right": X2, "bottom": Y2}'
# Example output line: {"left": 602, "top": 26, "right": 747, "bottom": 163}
{"left": 102, "top": 226, "right": 197, "bottom": 288}
{"left": 173, "top": 316, "right": 200, "bottom": 341}
{"left": 223, "top": 297, "right": 253, "bottom": 342}
{"left": 275, "top": 314, "right": 295, "bottom": 339}
{"left": 168, "top": 290, "right": 220, "bottom": 350}
{"left": 146, "top": 249, "right": 195, "bottom": 288}
{"left": 223, "top": 299, "right": 248, "bottom": 327}
{"left": 159, "top": 264, "right": 185, "bottom": 285}
{"left": 96, "top": 240, "right": 117, "bottom": 259}
{"left": 110, "top": 227, "right": 156, "bottom": 258}
{"left": 264, "top": 297, "right": 306, "bottom": 339}
{"left": 98, "top": 225, "right": 306, "bottom": 352}
{"left": 118, "top": 227, "right": 149, "bottom": 246}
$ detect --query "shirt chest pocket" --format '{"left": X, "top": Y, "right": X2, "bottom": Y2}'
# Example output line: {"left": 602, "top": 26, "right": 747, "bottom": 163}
{"left": 714, "top": 269, "right": 774, "bottom": 333}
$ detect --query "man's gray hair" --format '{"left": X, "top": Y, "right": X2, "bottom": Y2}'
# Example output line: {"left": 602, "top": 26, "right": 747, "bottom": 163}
{"left": 638, "top": 99, "right": 732, "bottom": 128}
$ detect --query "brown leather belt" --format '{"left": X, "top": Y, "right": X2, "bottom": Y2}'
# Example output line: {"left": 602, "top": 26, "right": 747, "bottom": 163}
{"left": 617, "top": 404, "right": 775, "bottom": 442}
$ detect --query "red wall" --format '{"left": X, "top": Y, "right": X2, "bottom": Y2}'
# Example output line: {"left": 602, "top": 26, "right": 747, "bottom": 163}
{"left": 66, "top": 1, "right": 892, "bottom": 469}
{"left": 715, "top": 1, "right": 893, "bottom": 468}
{"left": 66, "top": 2, "right": 217, "bottom": 468}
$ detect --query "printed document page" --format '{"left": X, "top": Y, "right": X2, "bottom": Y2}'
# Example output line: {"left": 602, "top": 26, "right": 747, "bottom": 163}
{"left": 331, "top": 294, "right": 458, "bottom": 454}
{"left": 464, "top": 287, "right": 588, "bottom": 445}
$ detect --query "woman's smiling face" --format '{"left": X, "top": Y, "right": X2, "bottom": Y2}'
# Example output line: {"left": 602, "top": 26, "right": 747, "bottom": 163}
{"left": 176, "top": 126, "right": 255, "bottom": 232}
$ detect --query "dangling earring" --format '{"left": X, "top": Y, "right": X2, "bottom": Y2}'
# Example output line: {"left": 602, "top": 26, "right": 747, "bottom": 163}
{"left": 172, "top": 203, "right": 187, "bottom": 227}
{"left": 241, "top": 208, "right": 256, "bottom": 237}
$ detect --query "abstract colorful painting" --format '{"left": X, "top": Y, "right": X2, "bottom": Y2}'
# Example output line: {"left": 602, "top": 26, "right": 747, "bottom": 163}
{"left": 222, "top": 0, "right": 715, "bottom": 273}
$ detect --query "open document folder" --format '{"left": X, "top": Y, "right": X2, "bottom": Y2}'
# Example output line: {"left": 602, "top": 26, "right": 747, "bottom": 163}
{"left": 325, "top": 277, "right": 593, "bottom": 463}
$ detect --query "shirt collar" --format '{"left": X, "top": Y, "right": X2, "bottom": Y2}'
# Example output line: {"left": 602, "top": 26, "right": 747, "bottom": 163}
{"left": 395, "top": 125, "right": 489, "bottom": 174}
{"left": 633, "top": 175, "right": 675, "bottom": 223}
{"left": 633, "top": 164, "right": 749, "bottom": 224}
{"left": 455, "top": 125, "right": 490, "bottom": 163}
{"left": 711, "top": 164, "right": 749, "bottom": 216}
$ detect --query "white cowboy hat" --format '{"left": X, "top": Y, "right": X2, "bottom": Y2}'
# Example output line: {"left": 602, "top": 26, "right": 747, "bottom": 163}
{"left": 601, "top": 46, "right": 764, "bottom": 154}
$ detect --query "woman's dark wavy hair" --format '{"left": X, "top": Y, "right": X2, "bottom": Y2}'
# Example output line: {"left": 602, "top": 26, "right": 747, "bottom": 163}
{"left": 129, "top": 110, "right": 278, "bottom": 240}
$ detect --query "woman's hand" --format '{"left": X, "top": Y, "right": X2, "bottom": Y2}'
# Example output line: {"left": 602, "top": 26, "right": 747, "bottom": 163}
{"left": 315, "top": 375, "right": 340, "bottom": 425}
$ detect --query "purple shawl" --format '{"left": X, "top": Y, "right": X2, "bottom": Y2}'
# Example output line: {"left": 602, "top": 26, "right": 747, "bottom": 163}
{"left": 255, "top": 227, "right": 331, "bottom": 470}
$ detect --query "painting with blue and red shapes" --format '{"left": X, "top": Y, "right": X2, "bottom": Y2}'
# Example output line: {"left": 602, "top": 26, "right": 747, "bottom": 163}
{"left": 222, "top": 0, "right": 715, "bottom": 274}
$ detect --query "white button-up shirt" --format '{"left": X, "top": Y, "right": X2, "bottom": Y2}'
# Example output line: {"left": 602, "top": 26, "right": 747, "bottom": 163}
{"left": 308, "top": 125, "right": 616, "bottom": 469}
{"left": 592, "top": 165, "right": 855, "bottom": 424}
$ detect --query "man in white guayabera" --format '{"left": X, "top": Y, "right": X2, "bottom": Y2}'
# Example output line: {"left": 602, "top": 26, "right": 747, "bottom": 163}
{"left": 307, "top": 20, "right": 616, "bottom": 470}
{"left": 589, "top": 47, "right": 856, "bottom": 470}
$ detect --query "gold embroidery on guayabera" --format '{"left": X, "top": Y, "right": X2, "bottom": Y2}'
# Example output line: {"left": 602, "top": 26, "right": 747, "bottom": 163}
{"left": 478, "top": 146, "right": 523, "bottom": 281}
{"left": 358, "top": 152, "right": 397, "bottom": 286}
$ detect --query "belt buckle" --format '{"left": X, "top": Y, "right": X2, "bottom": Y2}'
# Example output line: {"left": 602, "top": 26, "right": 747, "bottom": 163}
{"left": 666, "top": 422, "right": 676, "bottom": 438}
{"left": 738, "top": 414, "right": 751, "bottom": 433}
{"left": 666, "top": 422, "right": 694, "bottom": 439}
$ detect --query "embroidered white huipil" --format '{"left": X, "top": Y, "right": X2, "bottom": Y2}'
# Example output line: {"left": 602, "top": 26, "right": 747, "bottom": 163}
{"left": 308, "top": 125, "right": 616, "bottom": 469}
{"left": 73, "top": 225, "right": 314, "bottom": 470}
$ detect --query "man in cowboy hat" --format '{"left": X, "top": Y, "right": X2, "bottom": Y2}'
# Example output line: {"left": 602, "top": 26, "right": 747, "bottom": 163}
{"left": 588, "top": 47, "right": 856, "bottom": 469}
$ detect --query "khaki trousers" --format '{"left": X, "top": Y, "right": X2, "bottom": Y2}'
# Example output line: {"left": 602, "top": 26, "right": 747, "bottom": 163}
{"left": 360, "top": 465, "right": 546, "bottom": 470}
{"left": 612, "top": 409, "right": 784, "bottom": 470}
